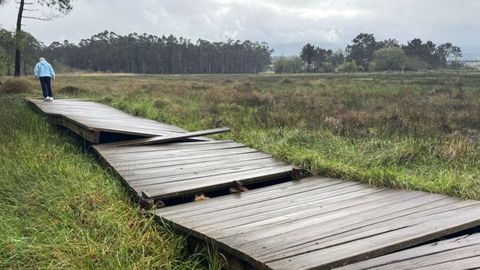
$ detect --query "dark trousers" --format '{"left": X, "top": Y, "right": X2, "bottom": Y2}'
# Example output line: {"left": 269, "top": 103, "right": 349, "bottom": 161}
{"left": 39, "top": 76, "right": 53, "bottom": 98}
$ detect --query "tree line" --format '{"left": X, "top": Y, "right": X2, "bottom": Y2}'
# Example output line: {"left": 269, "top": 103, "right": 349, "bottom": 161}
{"left": 0, "top": 29, "right": 273, "bottom": 75}
{"left": 41, "top": 31, "right": 273, "bottom": 74}
{"left": 275, "top": 33, "right": 463, "bottom": 73}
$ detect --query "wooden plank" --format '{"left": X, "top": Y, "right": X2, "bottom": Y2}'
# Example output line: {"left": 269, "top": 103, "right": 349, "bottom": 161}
{"left": 357, "top": 245, "right": 480, "bottom": 269}
{"left": 136, "top": 165, "right": 291, "bottom": 189}
{"left": 128, "top": 163, "right": 287, "bottom": 189}
{"left": 123, "top": 158, "right": 281, "bottom": 182}
{"left": 335, "top": 233, "right": 480, "bottom": 270}
{"left": 142, "top": 165, "right": 293, "bottom": 200}
{"left": 95, "top": 140, "right": 238, "bottom": 155}
{"left": 123, "top": 156, "right": 281, "bottom": 177}
{"left": 107, "top": 127, "right": 231, "bottom": 146}
{"left": 100, "top": 142, "right": 247, "bottom": 160}
{"left": 114, "top": 152, "right": 272, "bottom": 171}
{"left": 418, "top": 256, "right": 480, "bottom": 270}
{"left": 105, "top": 147, "right": 259, "bottom": 165}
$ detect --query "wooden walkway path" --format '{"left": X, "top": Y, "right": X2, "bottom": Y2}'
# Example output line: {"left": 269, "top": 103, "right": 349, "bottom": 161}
{"left": 27, "top": 98, "right": 195, "bottom": 143}
{"left": 155, "top": 176, "right": 480, "bottom": 269}
{"left": 28, "top": 98, "right": 480, "bottom": 270}
{"left": 93, "top": 141, "right": 293, "bottom": 205}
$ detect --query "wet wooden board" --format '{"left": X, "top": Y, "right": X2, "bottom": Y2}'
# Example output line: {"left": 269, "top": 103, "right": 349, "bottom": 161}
{"left": 335, "top": 233, "right": 480, "bottom": 270}
{"left": 109, "top": 127, "right": 231, "bottom": 146}
{"left": 93, "top": 140, "right": 293, "bottom": 202}
{"left": 153, "top": 177, "right": 480, "bottom": 270}
{"left": 27, "top": 98, "right": 197, "bottom": 143}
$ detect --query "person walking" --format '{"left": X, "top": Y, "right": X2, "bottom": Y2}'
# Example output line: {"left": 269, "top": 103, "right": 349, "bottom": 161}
{"left": 34, "top": 57, "right": 56, "bottom": 101}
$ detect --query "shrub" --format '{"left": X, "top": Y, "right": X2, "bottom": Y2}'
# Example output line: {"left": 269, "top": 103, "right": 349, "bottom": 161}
{"left": 369, "top": 47, "right": 407, "bottom": 71}
{"left": 0, "top": 78, "right": 35, "bottom": 95}
{"left": 274, "top": 56, "right": 304, "bottom": 73}
{"left": 337, "top": 61, "right": 359, "bottom": 72}
{"left": 318, "top": 62, "right": 335, "bottom": 73}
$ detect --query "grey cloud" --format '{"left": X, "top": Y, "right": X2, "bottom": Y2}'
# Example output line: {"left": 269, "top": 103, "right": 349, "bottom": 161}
{"left": 0, "top": 0, "right": 479, "bottom": 55}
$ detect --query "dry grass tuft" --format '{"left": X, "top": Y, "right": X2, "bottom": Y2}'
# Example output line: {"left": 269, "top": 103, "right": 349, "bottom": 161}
{"left": 57, "top": 85, "right": 82, "bottom": 95}
{"left": 0, "top": 78, "right": 35, "bottom": 94}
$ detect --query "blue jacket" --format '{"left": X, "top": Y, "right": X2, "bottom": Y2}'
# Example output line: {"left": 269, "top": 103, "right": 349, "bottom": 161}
{"left": 34, "top": 60, "right": 55, "bottom": 78}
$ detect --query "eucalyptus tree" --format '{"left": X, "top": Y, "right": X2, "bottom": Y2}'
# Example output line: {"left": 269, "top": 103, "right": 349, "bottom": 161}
{"left": 42, "top": 31, "right": 273, "bottom": 74}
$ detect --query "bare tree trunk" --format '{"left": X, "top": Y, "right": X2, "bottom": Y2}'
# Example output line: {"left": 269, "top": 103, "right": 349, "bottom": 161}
{"left": 14, "top": 0, "right": 25, "bottom": 77}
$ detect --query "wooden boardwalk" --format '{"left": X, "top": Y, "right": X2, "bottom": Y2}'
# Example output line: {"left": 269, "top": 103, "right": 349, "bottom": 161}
{"left": 154, "top": 176, "right": 480, "bottom": 269}
{"left": 27, "top": 98, "right": 195, "bottom": 143}
{"left": 28, "top": 98, "right": 480, "bottom": 270}
{"left": 93, "top": 140, "right": 293, "bottom": 204}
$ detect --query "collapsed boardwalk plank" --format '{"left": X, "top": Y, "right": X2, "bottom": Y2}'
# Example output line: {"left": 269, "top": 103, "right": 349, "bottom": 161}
{"left": 27, "top": 98, "right": 198, "bottom": 143}
{"left": 27, "top": 98, "right": 293, "bottom": 203}
{"left": 93, "top": 140, "right": 293, "bottom": 203}
{"left": 109, "top": 127, "right": 231, "bottom": 146}
{"left": 336, "top": 233, "right": 480, "bottom": 270}
{"left": 153, "top": 177, "right": 480, "bottom": 270}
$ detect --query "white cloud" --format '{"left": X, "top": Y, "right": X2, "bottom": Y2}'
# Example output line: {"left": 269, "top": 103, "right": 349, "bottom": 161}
{"left": 0, "top": 0, "right": 479, "bottom": 55}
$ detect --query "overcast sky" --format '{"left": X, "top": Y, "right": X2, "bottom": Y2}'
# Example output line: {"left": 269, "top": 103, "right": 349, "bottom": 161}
{"left": 1, "top": 0, "right": 479, "bottom": 56}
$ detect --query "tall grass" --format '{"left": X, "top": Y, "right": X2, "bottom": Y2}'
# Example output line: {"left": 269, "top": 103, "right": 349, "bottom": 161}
{"left": 42, "top": 72, "right": 480, "bottom": 199}
{"left": 0, "top": 99, "right": 214, "bottom": 269}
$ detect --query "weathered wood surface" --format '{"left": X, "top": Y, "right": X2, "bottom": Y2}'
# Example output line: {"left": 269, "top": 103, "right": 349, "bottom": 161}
{"left": 108, "top": 127, "right": 231, "bottom": 146}
{"left": 27, "top": 98, "right": 195, "bottom": 143}
{"left": 93, "top": 140, "right": 293, "bottom": 201}
{"left": 154, "top": 177, "right": 480, "bottom": 270}
{"left": 335, "top": 233, "right": 480, "bottom": 270}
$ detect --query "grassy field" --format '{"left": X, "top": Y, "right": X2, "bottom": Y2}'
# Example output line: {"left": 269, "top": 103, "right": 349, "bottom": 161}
{"left": 1, "top": 71, "right": 480, "bottom": 268}
{"left": 0, "top": 98, "right": 220, "bottom": 269}
{"left": 40, "top": 72, "right": 480, "bottom": 199}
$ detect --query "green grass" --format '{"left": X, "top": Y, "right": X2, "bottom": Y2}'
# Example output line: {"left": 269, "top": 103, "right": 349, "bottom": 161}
{"left": 2, "top": 71, "right": 480, "bottom": 267}
{"left": 30, "top": 71, "right": 480, "bottom": 200}
{"left": 0, "top": 98, "right": 220, "bottom": 269}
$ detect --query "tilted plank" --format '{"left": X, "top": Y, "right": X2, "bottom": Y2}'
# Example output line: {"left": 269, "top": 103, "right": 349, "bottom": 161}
{"left": 93, "top": 140, "right": 293, "bottom": 202}
{"left": 142, "top": 165, "right": 293, "bottom": 200}
{"left": 108, "top": 127, "right": 231, "bottom": 146}
{"left": 335, "top": 233, "right": 480, "bottom": 270}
